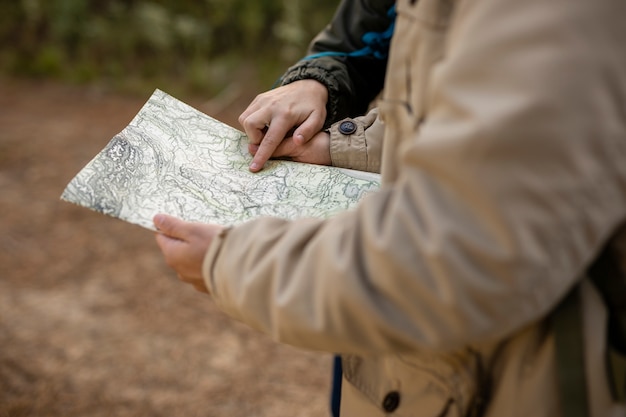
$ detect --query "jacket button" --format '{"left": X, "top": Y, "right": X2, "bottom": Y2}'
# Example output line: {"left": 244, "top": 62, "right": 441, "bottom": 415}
{"left": 339, "top": 120, "right": 357, "bottom": 135}
{"left": 382, "top": 391, "right": 401, "bottom": 412}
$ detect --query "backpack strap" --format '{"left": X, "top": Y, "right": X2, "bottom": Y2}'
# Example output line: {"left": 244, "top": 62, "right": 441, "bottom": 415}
{"left": 588, "top": 223, "right": 626, "bottom": 403}
{"left": 552, "top": 223, "right": 626, "bottom": 417}
{"left": 607, "top": 346, "right": 626, "bottom": 403}
{"left": 551, "top": 285, "right": 590, "bottom": 417}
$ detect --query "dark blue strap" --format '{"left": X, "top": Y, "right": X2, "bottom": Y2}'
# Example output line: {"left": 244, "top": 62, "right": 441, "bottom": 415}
{"left": 330, "top": 355, "right": 343, "bottom": 417}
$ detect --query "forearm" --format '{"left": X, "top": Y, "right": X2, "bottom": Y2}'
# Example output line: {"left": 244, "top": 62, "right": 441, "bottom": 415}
{"left": 206, "top": 0, "right": 626, "bottom": 355}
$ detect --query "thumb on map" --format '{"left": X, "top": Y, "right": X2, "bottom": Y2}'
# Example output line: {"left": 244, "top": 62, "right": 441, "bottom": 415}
{"left": 154, "top": 214, "right": 187, "bottom": 241}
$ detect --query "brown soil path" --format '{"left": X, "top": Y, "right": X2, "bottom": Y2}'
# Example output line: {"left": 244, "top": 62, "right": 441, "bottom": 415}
{"left": 0, "top": 78, "right": 330, "bottom": 417}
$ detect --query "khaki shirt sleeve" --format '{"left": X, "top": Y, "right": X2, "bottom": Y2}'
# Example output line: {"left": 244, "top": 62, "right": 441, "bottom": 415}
{"left": 329, "top": 108, "right": 384, "bottom": 174}
{"left": 203, "top": 0, "right": 626, "bottom": 355}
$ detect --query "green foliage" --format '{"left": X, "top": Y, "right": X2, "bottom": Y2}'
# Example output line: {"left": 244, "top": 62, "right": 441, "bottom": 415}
{"left": 0, "top": 0, "right": 336, "bottom": 94}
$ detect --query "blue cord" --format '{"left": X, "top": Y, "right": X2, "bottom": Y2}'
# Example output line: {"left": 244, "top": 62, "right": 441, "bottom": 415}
{"left": 302, "top": 4, "right": 396, "bottom": 62}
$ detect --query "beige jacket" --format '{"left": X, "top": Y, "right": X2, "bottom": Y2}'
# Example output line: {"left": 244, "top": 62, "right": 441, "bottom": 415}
{"left": 203, "top": 0, "right": 626, "bottom": 415}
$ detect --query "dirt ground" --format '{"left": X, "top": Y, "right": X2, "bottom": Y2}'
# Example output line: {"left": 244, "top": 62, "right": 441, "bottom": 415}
{"left": 0, "top": 78, "right": 331, "bottom": 417}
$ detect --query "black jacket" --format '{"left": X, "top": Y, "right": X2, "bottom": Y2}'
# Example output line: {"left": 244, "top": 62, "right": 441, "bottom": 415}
{"left": 280, "top": 0, "right": 396, "bottom": 126}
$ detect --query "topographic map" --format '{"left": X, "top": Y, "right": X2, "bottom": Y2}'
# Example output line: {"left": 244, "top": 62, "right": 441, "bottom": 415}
{"left": 61, "top": 89, "right": 381, "bottom": 231}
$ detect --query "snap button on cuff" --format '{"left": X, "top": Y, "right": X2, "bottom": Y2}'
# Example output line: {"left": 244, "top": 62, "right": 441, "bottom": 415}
{"left": 339, "top": 120, "right": 357, "bottom": 135}
{"left": 382, "top": 391, "right": 401, "bottom": 412}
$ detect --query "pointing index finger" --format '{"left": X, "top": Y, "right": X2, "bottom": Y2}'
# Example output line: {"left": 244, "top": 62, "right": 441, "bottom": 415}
{"left": 249, "top": 118, "right": 292, "bottom": 172}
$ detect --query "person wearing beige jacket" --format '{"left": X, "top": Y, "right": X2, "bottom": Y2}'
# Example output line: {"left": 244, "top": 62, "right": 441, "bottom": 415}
{"left": 153, "top": 0, "right": 626, "bottom": 415}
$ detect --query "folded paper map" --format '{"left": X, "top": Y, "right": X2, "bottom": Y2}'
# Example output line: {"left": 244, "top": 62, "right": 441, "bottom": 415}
{"left": 61, "top": 89, "right": 381, "bottom": 231}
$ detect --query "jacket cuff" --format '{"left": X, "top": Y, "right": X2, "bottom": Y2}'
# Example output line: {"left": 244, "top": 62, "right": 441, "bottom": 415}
{"left": 329, "top": 109, "right": 383, "bottom": 174}
{"left": 202, "top": 226, "right": 231, "bottom": 297}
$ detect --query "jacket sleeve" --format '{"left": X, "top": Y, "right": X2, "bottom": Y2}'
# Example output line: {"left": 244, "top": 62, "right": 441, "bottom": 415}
{"left": 280, "top": 0, "right": 396, "bottom": 126}
{"left": 203, "top": 0, "right": 626, "bottom": 355}
{"left": 329, "top": 108, "right": 384, "bottom": 174}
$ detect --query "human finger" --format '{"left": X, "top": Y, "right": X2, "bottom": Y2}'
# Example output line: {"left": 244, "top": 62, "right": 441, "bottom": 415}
{"left": 249, "top": 117, "right": 293, "bottom": 172}
{"left": 192, "top": 281, "right": 210, "bottom": 294}
{"left": 292, "top": 109, "right": 326, "bottom": 146}
{"left": 239, "top": 110, "right": 271, "bottom": 146}
{"left": 176, "top": 273, "right": 210, "bottom": 294}
{"left": 271, "top": 137, "right": 299, "bottom": 159}
{"left": 153, "top": 214, "right": 192, "bottom": 241}
{"left": 237, "top": 94, "right": 263, "bottom": 129}
{"left": 273, "top": 131, "right": 331, "bottom": 166}
{"left": 248, "top": 143, "right": 260, "bottom": 155}
{"left": 153, "top": 216, "right": 224, "bottom": 298}
{"left": 154, "top": 232, "right": 188, "bottom": 271}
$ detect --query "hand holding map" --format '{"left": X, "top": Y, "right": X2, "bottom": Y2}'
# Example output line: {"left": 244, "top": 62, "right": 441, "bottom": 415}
{"left": 61, "top": 89, "right": 380, "bottom": 231}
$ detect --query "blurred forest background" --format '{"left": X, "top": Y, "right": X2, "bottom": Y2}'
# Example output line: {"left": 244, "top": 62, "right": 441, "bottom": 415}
{"left": 1, "top": 1, "right": 339, "bottom": 416}
{"left": 0, "top": 0, "right": 336, "bottom": 94}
